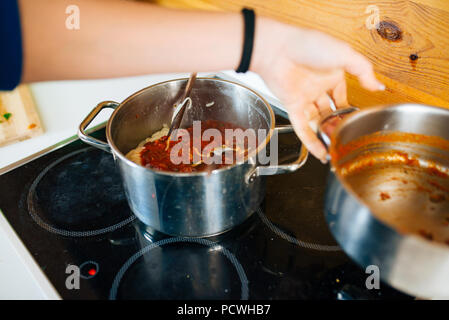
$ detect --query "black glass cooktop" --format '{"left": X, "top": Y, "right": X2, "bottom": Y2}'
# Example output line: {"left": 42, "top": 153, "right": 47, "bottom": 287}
{"left": 0, "top": 119, "right": 410, "bottom": 300}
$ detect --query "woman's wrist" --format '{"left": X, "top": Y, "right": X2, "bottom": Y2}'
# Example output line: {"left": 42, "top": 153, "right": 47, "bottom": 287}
{"left": 249, "top": 16, "right": 287, "bottom": 76}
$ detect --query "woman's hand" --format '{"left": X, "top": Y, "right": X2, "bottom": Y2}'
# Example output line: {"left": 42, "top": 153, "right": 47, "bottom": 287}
{"left": 251, "top": 18, "right": 384, "bottom": 163}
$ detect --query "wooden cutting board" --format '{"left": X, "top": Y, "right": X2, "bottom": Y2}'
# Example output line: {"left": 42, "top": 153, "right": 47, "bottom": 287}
{"left": 0, "top": 85, "right": 44, "bottom": 147}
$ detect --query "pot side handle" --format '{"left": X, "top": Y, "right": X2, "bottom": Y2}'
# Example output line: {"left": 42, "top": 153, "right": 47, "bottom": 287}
{"left": 78, "top": 101, "right": 119, "bottom": 153}
{"left": 245, "top": 125, "right": 308, "bottom": 183}
{"left": 317, "top": 106, "right": 359, "bottom": 154}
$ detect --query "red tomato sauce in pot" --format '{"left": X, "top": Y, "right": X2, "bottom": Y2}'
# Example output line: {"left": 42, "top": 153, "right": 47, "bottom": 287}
{"left": 140, "top": 120, "right": 250, "bottom": 173}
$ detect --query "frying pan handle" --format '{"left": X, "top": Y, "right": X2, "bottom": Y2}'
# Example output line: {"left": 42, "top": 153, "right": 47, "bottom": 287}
{"left": 317, "top": 106, "right": 359, "bottom": 150}
{"left": 245, "top": 125, "right": 308, "bottom": 183}
{"left": 78, "top": 101, "right": 119, "bottom": 153}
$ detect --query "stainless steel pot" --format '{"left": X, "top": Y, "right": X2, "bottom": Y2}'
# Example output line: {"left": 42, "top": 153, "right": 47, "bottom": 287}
{"left": 78, "top": 78, "right": 307, "bottom": 237}
{"left": 319, "top": 103, "right": 449, "bottom": 299}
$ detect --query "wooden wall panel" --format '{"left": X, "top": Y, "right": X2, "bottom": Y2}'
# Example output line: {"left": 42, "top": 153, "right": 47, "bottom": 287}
{"left": 147, "top": 0, "right": 449, "bottom": 109}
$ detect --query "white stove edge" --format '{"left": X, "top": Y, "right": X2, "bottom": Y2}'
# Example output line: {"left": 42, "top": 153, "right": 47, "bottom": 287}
{"left": 0, "top": 71, "right": 284, "bottom": 299}
{"left": 0, "top": 210, "right": 60, "bottom": 299}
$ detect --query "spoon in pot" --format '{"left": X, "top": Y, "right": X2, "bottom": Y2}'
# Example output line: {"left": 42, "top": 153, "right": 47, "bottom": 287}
{"left": 167, "top": 72, "right": 197, "bottom": 138}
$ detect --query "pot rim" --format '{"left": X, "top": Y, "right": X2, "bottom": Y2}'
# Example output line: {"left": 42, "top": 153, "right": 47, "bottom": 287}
{"left": 330, "top": 103, "right": 449, "bottom": 171}
{"left": 330, "top": 103, "right": 449, "bottom": 151}
{"left": 105, "top": 77, "right": 276, "bottom": 177}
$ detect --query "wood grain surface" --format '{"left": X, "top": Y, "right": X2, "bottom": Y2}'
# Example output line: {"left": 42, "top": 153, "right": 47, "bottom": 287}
{"left": 148, "top": 0, "right": 449, "bottom": 109}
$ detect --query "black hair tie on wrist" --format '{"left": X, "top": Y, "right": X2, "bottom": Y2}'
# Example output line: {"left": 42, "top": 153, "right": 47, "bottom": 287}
{"left": 236, "top": 8, "right": 255, "bottom": 73}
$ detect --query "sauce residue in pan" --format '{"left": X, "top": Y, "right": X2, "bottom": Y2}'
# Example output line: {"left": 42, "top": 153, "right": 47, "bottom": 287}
{"left": 335, "top": 149, "right": 449, "bottom": 179}
{"left": 332, "top": 131, "right": 449, "bottom": 245}
{"left": 330, "top": 131, "right": 449, "bottom": 164}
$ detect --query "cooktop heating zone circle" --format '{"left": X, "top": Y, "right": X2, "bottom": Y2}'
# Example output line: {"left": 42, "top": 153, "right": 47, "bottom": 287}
{"left": 27, "top": 147, "right": 135, "bottom": 237}
{"left": 109, "top": 237, "right": 249, "bottom": 300}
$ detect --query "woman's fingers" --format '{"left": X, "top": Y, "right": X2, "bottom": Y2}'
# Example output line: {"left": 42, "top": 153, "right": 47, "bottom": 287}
{"left": 304, "top": 104, "right": 319, "bottom": 122}
{"left": 314, "top": 93, "right": 331, "bottom": 116}
{"left": 343, "top": 50, "right": 385, "bottom": 91}
{"left": 288, "top": 104, "right": 328, "bottom": 163}
{"left": 310, "top": 69, "right": 345, "bottom": 116}
{"left": 330, "top": 81, "right": 348, "bottom": 108}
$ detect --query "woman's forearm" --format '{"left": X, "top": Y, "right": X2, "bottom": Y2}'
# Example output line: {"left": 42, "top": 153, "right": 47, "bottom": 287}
{"left": 19, "top": 0, "right": 247, "bottom": 82}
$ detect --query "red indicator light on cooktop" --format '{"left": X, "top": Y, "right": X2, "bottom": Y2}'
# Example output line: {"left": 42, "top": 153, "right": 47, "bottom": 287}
{"left": 88, "top": 268, "right": 97, "bottom": 276}
{"left": 79, "top": 261, "right": 99, "bottom": 279}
